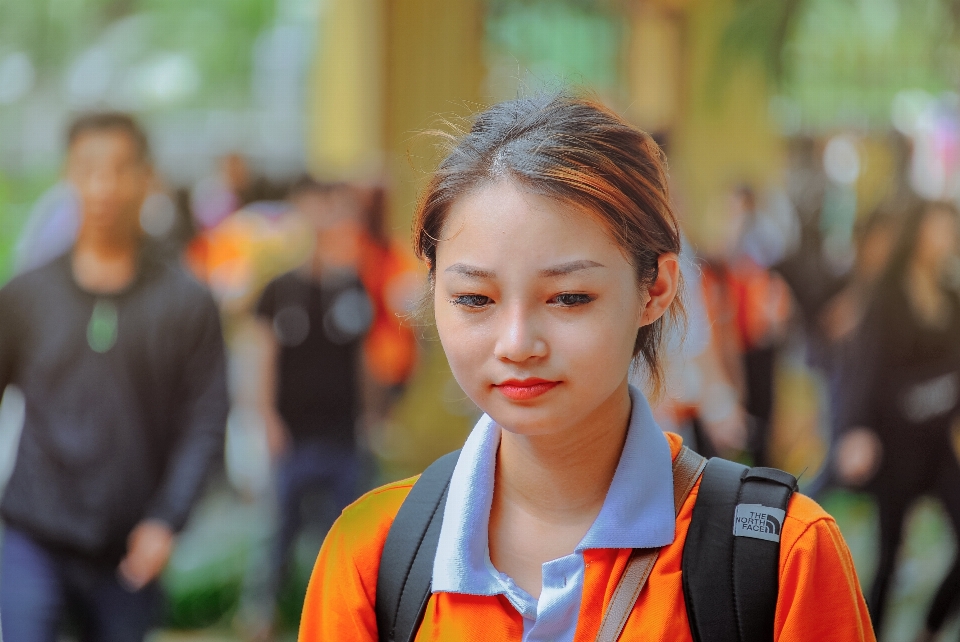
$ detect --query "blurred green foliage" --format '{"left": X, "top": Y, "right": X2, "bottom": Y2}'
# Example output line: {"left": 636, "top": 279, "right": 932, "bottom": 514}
{"left": 720, "top": 0, "right": 960, "bottom": 130}
{"left": 784, "top": 0, "right": 960, "bottom": 129}
{"left": 0, "top": 0, "right": 274, "bottom": 108}
{"left": 486, "top": 0, "right": 623, "bottom": 95}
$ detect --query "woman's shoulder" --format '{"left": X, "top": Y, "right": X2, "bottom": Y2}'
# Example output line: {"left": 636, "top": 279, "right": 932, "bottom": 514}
{"left": 313, "top": 474, "right": 418, "bottom": 580}
{"left": 779, "top": 491, "right": 856, "bottom": 583}
{"left": 783, "top": 491, "right": 834, "bottom": 532}
{"left": 321, "top": 474, "right": 423, "bottom": 574}
{"left": 779, "top": 487, "right": 849, "bottom": 562}
{"left": 774, "top": 492, "right": 874, "bottom": 638}
{"left": 335, "top": 475, "right": 419, "bottom": 545}
{"left": 301, "top": 475, "right": 421, "bottom": 639}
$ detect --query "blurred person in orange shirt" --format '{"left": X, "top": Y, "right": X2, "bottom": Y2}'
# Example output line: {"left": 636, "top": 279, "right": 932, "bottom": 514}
{"left": 635, "top": 143, "right": 749, "bottom": 460}
{"left": 0, "top": 113, "right": 229, "bottom": 641}
{"left": 355, "top": 185, "right": 420, "bottom": 405}
{"left": 248, "top": 178, "right": 373, "bottom": 636}
{"left": 639, "top": 237, "right": 749, "bottom": 460}
{"left": 701, "top": 185, "right": 792, "bottom": 467}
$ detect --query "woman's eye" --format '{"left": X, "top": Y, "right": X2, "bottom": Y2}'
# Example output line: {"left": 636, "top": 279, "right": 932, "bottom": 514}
{"left": 551, "top": 293, "right": 594, "bottom": 307}
{"left": 451, "top": 294, "right": 492, "bottom": 309}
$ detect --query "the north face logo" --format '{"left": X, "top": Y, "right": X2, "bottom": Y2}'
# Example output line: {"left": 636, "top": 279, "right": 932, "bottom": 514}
{"left": 764, "top": 514, "right": 781, "bottom": 535}
{"left": 733, "top": 504, "right": 786, "bottom": 542}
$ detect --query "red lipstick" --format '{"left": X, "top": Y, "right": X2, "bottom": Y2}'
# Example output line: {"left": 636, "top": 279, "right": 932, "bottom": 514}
{"left": 494, "top": 378, "right": 560, "bottom": 401}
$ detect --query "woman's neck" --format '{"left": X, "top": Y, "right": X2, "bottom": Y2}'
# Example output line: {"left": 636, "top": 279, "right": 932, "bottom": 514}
{"left": 495, "top": 380, "right": 632, "bottom": 520}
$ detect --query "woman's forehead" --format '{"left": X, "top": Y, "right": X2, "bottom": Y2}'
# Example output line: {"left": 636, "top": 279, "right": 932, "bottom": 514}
{"left": 440, "top": 181, "right": 621, "bottom": 250}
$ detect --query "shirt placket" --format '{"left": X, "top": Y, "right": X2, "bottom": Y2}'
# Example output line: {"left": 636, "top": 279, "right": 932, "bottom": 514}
{"left": 520, "top": 553, "right": 585, "bottom": 642}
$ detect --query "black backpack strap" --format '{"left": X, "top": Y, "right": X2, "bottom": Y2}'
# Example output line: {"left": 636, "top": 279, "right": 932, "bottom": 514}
{"left": 375, "top": 450, "right": 461, "bottom": 642}
{"left": 732, "top": 467, "right": 798, "bottom": 640}
{"left": 682, "top": 459, "right": 797, "bottom": 642}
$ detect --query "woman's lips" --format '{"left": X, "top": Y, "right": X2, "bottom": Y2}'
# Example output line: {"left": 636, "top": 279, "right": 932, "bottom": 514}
{"left": 494, "top": 378, "right": 560, "bottom": 401}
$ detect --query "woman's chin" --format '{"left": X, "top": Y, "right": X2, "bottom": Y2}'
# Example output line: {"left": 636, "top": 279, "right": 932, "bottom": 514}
{"left": 480, "top": 401, "right": 573, "bottom": 437}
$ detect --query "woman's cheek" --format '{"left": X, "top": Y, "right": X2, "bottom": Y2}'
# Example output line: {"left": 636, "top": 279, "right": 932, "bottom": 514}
{"left": 438, "top": 318, "right": 490, "bottom": 395}
{"left": 563, "top": 313, "right": 635, "bottom": 387}
{"left": 559, "top": 325, "right": 613, "bottom": 383}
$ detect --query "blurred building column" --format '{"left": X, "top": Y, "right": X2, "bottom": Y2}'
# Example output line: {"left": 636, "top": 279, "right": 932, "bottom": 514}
{"left": 626, "top": 2, "right": 684, "bottom": 134}
{"left": 308, "top": 0, "right": 384, "bottom": 180}
{"left": 378, "top": 0, "right": 486, "bottom": 474}
{"left": 381, "top": 0, "right": 485, "bottom": 235}
{"left": 309, "top": 0, "right": 485, "bottom": 235}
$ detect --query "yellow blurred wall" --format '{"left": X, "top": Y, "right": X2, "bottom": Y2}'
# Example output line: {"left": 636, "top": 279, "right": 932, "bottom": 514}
{"left": 308, "top": 0, "right": 383, "bottom": 179}
{"left": 381, "top": 0, "right": 486, "bottom": 236}
{"left": 675, "top": 0, "right": 784, "bottom": 249}
{"left": 310, "top": 0, "right": 484, "bottom": 235}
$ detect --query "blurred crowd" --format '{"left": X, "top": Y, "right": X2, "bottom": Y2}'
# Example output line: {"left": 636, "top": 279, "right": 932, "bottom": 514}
{"left": 650, "top": 127, "right": 960, "bottom": 640}
{"left": 3, "top": 103, "right": 960, "bottom": 641}
{"left": 0, "top": 114, "right": 422, "bottom": 641}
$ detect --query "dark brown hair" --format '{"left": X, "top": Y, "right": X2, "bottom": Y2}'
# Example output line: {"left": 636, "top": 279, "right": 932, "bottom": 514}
{"left": 412, "top": 94, "right": 684, "bottom": 392}
{"left": 67, "top": 112, "right": 150, "bottom": 161}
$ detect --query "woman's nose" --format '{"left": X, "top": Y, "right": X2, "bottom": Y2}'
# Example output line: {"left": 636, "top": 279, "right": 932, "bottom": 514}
{"left": 493, "top": 304, "right": 548, "bottom": 363}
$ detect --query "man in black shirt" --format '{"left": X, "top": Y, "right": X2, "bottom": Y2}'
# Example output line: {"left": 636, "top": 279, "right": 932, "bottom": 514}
{"left": 0, "top": 113, "right": 229, "bottom": 641}
{"left": 249, "top": 179, "right": 371, "bottom": 630}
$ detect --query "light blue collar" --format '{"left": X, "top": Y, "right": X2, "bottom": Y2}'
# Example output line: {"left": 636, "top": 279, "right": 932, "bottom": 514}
{"left": 431, "top": 385, "right": 675, "bottom": 597}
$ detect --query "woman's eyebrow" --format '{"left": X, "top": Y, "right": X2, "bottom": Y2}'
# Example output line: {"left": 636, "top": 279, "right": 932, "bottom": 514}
{"left": 538, "top": 260, "right": 605, "bottom": 277}
{"left": 444, "top": 263, "right": 495, "bottom": 278}
{"left": 443, "top": 260, "right": 604, "bottom": 279}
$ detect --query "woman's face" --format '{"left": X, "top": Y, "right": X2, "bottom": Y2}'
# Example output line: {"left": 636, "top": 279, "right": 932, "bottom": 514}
{"left": 915, "top": 206, "right": 958, "bottom": 274}
{"left": 857, "top": 221, "right": 897, "bottom": 281}
{"left": 433, "top": 179, "right": 649, "bottom": 437}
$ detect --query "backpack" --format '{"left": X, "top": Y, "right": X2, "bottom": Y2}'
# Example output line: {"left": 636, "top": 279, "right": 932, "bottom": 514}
{"left": 375, "top": 447, "right": 797, "bottom": 642}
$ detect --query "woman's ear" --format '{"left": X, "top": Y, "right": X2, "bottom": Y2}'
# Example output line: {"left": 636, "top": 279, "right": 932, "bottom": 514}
{"left": 639, "top": 253, "right": 680, "bottom": 327}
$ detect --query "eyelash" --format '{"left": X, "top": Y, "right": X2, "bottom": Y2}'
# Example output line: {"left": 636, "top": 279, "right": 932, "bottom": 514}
{"left": 551, "top": 293, "right": 594, "bottom": 307}
{"left": 451, "top": 294, "right": 492, "bottom": 309}
{"left": 449, "top": 293, "right": 595, "bottom": 309}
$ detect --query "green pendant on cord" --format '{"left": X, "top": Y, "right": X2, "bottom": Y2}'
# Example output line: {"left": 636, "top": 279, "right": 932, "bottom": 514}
{"left": 87, "top": 299, "right": 118, "bottom": 353}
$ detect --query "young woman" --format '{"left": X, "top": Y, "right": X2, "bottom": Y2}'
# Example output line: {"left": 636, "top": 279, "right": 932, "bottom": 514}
{"left": 299, "top": 95, "right": 873, "bottom": 641}
{"left": 834, "top": 201, "right": 960, "bottom": 641}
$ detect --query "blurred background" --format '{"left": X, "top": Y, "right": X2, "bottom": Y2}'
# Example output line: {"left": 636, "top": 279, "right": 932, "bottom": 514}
{"left": 2, "top": 0, "right": 960, "bottom": 639}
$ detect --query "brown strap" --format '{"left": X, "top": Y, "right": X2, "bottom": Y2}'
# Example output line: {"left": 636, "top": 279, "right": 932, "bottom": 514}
{"left": 593, "top": 548, "right": 659, "bottom": 642}
{"left": 672, "top": 446, "right": 708, "bottom": 514}
{"left": 594, "top": 446, "right": 707, "bottom": 642}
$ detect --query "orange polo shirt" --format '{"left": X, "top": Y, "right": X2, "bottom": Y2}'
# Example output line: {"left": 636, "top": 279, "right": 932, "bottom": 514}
{"left": 299, "top": 433, "right": 875, "bottom": 641}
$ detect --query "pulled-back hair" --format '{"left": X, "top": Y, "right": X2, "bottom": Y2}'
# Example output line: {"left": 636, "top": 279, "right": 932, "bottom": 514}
{"left": 67, "top": 112, "right": 150, "bottom": 161}
{"left": 412, "top": 94, "right": 684, "bottom": 393}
